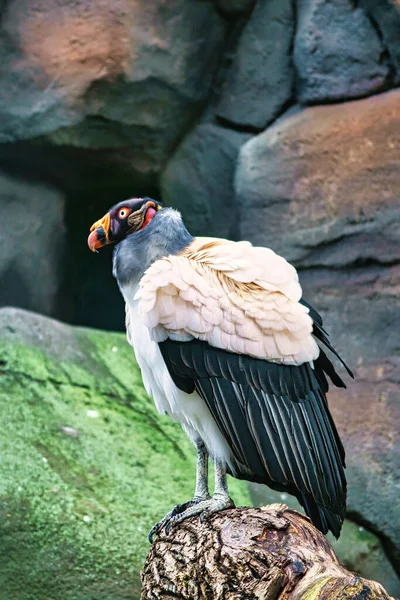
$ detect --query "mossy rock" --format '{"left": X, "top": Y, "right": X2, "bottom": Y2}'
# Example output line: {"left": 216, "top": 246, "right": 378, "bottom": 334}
{"left": 0, "top": 308, "right": 251, "bottom": 600}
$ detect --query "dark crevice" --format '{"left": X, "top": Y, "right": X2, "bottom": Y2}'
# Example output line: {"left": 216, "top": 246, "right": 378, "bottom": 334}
{"left": 0, "top": 268, "right": 32, "bottom": 315}
{"left": 362, "top": 7, "right": 398, "bottom": 88}
{"left": 216, "top": 93, "right": 297, "bottom": 134}
{"left": 214, "top": 0, "right": 298, "bottom": 135}
{"left": 206, "top": 16, "right": 250, "bottom": 112}
{"left": 346, "top": 509, "right": 400, "bottom": 579}
{"left": 296, "top": 256, "right": 400, "bottom": 273}
{"left": 289, "top": 0, "right": 298, "bottom": 99}
{"left": 299, "top": 76, "right": 400, "bottom": 108}
{"left": 268, "top": 93, "right": 297, "bottom": 126}
{"left": 215, "top": 0, "right": 256, "bottom": 22}
{"left": 291, "top": 0, "right": 303, "bottom": 102}
{"left": 60, "top": 181, "right": 160, "bottom": 330}
{"left": 349, "top": 0, "right": 359, "bottom": 10}
{"left": 216, "top": 116, "right": 263, "bottom": 134}
{"left": 0, "top": 0, "right": 15, "bottom": 33}
{"left": 360, "top": 2, "right": 384, "bottom": 43}
{"left": 0, "top": 139, "right": 161, "bottom": 330}
{"left": 0, "top": 141, "right": 152, "bottom": 194}
{"left": 0, "top": 1, "right": 9, "bottom": 24}
{"left": 293, "top": 223, "right": 397, "bottom": 252}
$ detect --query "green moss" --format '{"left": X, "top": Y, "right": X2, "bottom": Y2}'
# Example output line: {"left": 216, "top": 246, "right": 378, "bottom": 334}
{"left": 0, "top": 315, "right": 251, "bottom": 600}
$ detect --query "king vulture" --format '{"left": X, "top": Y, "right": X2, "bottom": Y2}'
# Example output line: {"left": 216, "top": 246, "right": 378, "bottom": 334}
{"left": 88, "top": 197, "right": 352, "bottom": 541}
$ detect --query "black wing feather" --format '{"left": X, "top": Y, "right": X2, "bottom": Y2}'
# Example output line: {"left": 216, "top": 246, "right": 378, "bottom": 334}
{"left": 158, "top": 299, "right": 350, "bottom": 538}
{"left": 300, "top": 298, "right": 354, "bottom": 380}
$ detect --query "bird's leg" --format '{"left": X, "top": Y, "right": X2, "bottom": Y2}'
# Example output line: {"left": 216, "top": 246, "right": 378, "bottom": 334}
{"left": 148, "top": 440, "right": 210, "bottom": 542}
{"left": 193, "top": 439, "right": 210, "bottom": 501}
{"left": 161, "top": 458, "right": 235, "bottom": 534}
{"left": 198, "top": 458, "right": 235, "bottom": 522}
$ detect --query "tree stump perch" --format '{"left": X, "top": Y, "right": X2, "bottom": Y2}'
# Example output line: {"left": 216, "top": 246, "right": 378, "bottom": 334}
{"left": 141, "top": 504, "right": 394, "bottom": 600}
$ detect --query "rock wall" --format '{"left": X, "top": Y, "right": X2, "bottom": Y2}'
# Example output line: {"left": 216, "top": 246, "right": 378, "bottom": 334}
{"left": 0, "top": 0, "right": 399, "bottom": 592}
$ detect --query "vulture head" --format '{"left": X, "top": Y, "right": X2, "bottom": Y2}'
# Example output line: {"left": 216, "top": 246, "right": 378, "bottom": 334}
{"left": 88, "top": 196, "right": 193, "bottom": 286}
{"left": 88, "top": 197, "right": 163, "bottom": 252}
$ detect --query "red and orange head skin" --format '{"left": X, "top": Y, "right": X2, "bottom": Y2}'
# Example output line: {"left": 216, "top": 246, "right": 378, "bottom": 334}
{"left": 88, "top": 197, "right": 162, "bottom": 252}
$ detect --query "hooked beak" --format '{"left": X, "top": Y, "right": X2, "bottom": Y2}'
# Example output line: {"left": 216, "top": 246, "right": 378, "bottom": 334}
{"left": 88, "top": 212, "right": 111, "bottom": 252}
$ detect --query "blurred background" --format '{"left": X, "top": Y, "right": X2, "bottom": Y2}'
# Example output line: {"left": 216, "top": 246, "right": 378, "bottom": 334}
{"left": 0, "top": 0, "right": 399, "bottom": 598}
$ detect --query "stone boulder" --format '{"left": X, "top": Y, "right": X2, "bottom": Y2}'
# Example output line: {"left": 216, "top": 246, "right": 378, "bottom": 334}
{"left": 216, "top": 0, "right": 294, "bottom": 130}
{"left": 236, "top": 89, "right": 400, "bottom": 264}
{"left": 236, "top": 89, "right": 400, "bottom": 583}
{"left": 161, "top": 122, "right": 250, "bottom": 238}
{"left": 0, "top": 0, "right": 226, "bottom": 178}
{"left": 0, "top": 171, "right": 65, "bottom": 317}
{"left": 294, "top": 0, "right": 390, "bottom": 103}
{"left": 0, "top": 307, "right": 251, "bottom": 599}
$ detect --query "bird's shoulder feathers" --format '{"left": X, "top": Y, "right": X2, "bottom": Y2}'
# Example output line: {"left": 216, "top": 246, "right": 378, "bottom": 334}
{"left": 134, "top": 237, "right": 319, "bottom": 365}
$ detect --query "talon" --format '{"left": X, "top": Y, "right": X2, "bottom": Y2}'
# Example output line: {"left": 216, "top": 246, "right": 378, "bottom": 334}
{"left": 148, "top": 525, "right": 159, "bottom": 544}
{"left": 148, "top": 499, "right": 196, "bottom": 542}
{"left": 173, "top": 501, "right": 189, "bottom": 515}
{"left": 199, "top": 511, "right": 207, "bottom": 523}
{"left": 165, "top": 518, "right": 174, "bottom": 535}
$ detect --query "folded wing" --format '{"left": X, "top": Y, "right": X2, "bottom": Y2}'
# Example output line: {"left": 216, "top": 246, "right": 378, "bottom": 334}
{"left": 159, "top": 338, "right": 347, "bottom": 537}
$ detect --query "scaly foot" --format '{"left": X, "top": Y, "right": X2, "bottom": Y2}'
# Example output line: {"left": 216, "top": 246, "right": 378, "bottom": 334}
{"left": 148, "top": 496, "right": 210, "bottom": 543}
{"left": 149, "top": 493, "right": 234, "bottom": 541}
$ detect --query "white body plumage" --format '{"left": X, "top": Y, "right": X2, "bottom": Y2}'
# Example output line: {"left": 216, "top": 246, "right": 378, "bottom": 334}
{"left": 122, "top": 283, "right": 233, "bottom": 462}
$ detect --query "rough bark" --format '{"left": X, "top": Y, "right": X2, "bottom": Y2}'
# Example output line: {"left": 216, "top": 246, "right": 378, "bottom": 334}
{"left": 141, "top": 504, "right": 394, "bottom": 600}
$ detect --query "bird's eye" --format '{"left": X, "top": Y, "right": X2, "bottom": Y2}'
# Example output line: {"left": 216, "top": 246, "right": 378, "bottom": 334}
{"left": 118, "top": 207, "right": 129, "bottom": 220}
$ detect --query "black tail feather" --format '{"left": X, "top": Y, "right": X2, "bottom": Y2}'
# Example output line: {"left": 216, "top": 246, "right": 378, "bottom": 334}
{"left": 299, "top": 494, "right": 343, "bottom": 539}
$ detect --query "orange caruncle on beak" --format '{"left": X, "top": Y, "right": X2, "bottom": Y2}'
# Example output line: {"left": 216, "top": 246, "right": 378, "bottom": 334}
{"left": 88, "top": 212, "right": 111, "bottom": 252}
